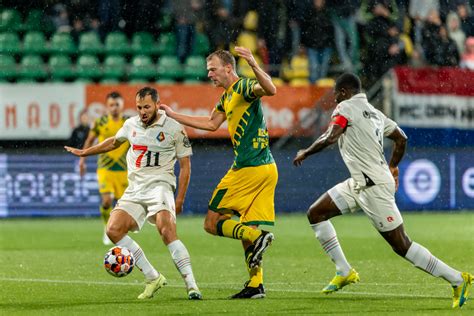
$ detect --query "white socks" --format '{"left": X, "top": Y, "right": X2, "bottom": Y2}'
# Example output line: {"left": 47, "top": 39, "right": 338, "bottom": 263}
{"left": 405, "top": 242, "right": 463, "bottom": 286}
{"left": 117, "top": 235, "right": 159, "bottom": 281}
{"left": 167, "top": 240, "right": 198, "bottom": 290}
{"left": 311, "top": 220, "right": 352, "bottom": 276}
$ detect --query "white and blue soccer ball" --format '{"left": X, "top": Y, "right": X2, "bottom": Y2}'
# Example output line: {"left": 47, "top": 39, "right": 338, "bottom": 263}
{"left": 104, "top": 246, "right": 135, "bottom": 277}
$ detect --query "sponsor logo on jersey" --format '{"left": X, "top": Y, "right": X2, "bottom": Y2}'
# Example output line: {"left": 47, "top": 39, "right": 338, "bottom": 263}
{"left": 363, "top": 110, "right": 378, "bottom": 119}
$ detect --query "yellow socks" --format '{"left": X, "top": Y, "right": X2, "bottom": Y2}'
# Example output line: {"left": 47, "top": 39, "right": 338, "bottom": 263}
{"left": 99, "top": 205, "right": 112, "bottom": 225}
{"left": 245, "top": 245, "right": 263, "bottom": 287}
{"left": 216, "top": 219, "right": 261, "bottom": 243}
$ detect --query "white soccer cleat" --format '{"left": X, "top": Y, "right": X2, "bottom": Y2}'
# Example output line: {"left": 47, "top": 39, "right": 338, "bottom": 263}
{"left": 138, "top": 273, "right": 167, "bottom": 299}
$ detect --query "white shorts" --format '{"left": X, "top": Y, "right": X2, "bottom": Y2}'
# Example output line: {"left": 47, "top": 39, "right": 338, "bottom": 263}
{"left": 328, "top": 178, "right": 403, "bottom": 232}
{"left": 113, "top": 182, "right": 176, "bottom": 231}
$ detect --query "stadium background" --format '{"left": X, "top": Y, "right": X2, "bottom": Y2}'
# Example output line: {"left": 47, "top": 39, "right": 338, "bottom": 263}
{"left": 0, "top": 0, "right": 473, "bottom": 217}
{"left": 0, "top": 2, "right": 473, "bottom": 315}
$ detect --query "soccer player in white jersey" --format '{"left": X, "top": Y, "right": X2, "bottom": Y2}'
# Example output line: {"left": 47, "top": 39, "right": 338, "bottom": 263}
{"left": 65, "top": 87, "right": 202, "bottom": 300}
{"left": 293, "top": 73, "right": 472, "bottom": 308}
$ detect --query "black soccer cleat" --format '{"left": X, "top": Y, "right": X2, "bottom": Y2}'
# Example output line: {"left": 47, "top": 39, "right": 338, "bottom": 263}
{"left": 248, "top": 230, "right": 274, "bottom": 269}
{"left": 230, "top": 283, "right": 265, "bottom": 299}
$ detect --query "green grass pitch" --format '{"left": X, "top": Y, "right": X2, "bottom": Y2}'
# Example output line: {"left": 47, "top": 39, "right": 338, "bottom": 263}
{"left": 1, "top": 213, "right": 473, "bottom": 315}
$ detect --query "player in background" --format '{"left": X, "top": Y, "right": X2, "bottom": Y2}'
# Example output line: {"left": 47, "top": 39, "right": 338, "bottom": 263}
{"left": 160, "top": 47, "right": 278, "bottom": 299}
{"left": 80, "top": 92, "right": 129, "bottom": 245}
{"left": 293, "top": 73, "right": 472, "bottom": 308}
{"left": 65, "top": 87, "right": 201, "bottom": 300}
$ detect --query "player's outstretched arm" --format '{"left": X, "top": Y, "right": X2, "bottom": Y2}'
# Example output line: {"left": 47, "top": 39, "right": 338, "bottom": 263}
{"left": 65, "top": 137, "right": 124, "bottom": 157}
{"left": 386, "top": 126, "right": 408, "bottom": 190}
{"left": 161, "top": 104, "right": 226, "bottom": 131}
{"left": 175, "top": 156, "right": 191, "bottom": 215}
{"left": 293, "top": 123, "right": 344, "bottom": 166}
{"left": 235, "top": 46, "right": 276, "bottom": 97}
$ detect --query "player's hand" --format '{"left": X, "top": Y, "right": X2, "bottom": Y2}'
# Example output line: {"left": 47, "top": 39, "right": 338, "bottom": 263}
{"left": 235, "top": 46, "right": 258, "bottom": 68}
{"left": 175, "top": 198, "right": 184, "bottom": 215}
{"left": 293, "top": 149, "right": 307, "bottom": 167}
{"left": 160, "top": 103, "right": 175, "bottom": 117}
{"left": 390, "top": 166, "right": 399, "bottom": 191}
{"left": 79, "top": 158, "right": 87, "bottom": 177}
{"left": 64, "top": 146, "right": 85, "bottom": 157}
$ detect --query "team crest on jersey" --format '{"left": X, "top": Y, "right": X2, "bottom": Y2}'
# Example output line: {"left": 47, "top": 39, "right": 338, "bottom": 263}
{"left": 132, "top": 130, "right": 136, "bottom": 137}
{"left": 157, "top": 131, "right": 165, "bottom": 142}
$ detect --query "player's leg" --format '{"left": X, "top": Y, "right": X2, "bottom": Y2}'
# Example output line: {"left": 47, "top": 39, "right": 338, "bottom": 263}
{"left": 154, "top": 210, "right": 201, "bottom": 300}
{"left": 361, "top": 183, "right": 471, "bottom": 308}
{"left": 229, "top": 236, "right": 266, "bottom": 299}
{"left": 205, "top": 165, "right": 276, "bottom": 250}
{"left": 308, "top": 181, "right": 359, "bottom": 293}
{"left": 97, "top": 169, "right": 115, "bottom": 245}
{"left": 100, "top": 193, "right": 114, "bottom": 245}
{"left": 229, "top": 164, "right": 277, "bottom": 299}
{"left": 380, "top": 224, "right": 471, "bottom": 308}
{"left": 107, "top": 206, "right": 163, "bottom": 299}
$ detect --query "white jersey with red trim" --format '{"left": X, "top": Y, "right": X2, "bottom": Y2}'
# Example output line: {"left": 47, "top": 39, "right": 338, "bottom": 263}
{"left": 115, "top": 110, "right": 192, "bottom": 198}
{"left": 331, "top": 93, "right": 397, "bottom": 187}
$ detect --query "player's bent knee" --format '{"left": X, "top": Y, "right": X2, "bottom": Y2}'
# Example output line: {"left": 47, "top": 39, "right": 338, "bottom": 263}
{"left": 159, "top": 227, "right": 177, "bottom": 244}
{"left": 106, "top": 222, "right": 127, "bottom": 243}
{"left": 203, "top": 218, "right": 217, "bottom": 235}
{"left": 307, "top": 207, "right": 324, "bottom": 224}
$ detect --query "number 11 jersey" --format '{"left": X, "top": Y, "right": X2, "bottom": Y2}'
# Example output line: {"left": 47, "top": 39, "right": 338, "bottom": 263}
{"left": 115, "top": 110, "right": 192, "bottom": 198}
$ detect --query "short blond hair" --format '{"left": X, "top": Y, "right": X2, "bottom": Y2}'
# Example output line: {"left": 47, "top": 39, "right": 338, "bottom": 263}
{"left": 206, "top": 50, "right": 236, "bottom": 70}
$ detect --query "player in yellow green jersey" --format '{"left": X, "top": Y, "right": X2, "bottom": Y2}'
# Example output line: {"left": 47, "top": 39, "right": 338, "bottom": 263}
{"left": 80, "top": 92, "right": 129, "bottom": 245}
{"left": 161, "top": 47, "right": 278, "bottom": 299}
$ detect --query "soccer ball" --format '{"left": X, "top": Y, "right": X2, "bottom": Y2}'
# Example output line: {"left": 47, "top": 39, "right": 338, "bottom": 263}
{"left": 104, "top": 246, "right": 135, "bottom": 277}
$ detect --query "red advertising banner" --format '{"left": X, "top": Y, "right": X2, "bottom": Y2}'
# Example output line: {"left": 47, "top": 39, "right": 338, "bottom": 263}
{"left": 85, "top": 84, "right": 332, "bottom": 138}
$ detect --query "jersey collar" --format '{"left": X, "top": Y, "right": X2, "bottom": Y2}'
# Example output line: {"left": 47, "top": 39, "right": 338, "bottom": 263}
{"left": 226, "top": 77, "right": 241, "bottom": 93}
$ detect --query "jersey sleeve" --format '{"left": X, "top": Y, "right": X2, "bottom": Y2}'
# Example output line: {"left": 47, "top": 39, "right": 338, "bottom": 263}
{"left": 331, "top": 101, "right": 353, "bottom": 122}
{"left": 174, "top": 126, "right": 193, "bottom": 158}
{"left": 215, "top": 94, "right": 225, "bottom": 113}
{"left": 115, "top": 119, "right": 130, "bottom": 142}
{"left": 90, "top": 118, "right": 100, "bottom": 136}
{"left": 241, "top": 78, "right": 258, "bottom": 102}
{"left": 383, "top": 114, "right": 398, "bottom": 136}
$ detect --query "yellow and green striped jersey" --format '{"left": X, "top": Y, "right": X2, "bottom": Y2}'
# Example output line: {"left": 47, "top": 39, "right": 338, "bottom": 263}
{"left": 215, "top": 77, "right": 274, "bottom": 168}
{"left": 91, "top": 115, "right": 129, "bottom": 171}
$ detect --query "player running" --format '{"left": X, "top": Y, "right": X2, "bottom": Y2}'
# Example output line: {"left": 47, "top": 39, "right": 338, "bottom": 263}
{"left": 80, "top": 92, "right": 129, "bottom": 245}
{"left": 66, "top": 87, "right": 202, "bottom": 300}
{"left": 293, "top": 73, "right": 472, "bottom": 308}
{"left": 160, "top": 47, "right": 278, "bottom": 299}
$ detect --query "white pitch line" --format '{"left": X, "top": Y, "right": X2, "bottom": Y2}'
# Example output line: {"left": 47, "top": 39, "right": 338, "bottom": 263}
{"left": 0, "top": 277, "right": 446, "bottom": 299}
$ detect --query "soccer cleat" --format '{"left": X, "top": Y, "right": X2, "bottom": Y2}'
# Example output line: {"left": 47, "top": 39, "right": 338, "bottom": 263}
{"left": 188, "top": 288, "right": 203, "bottom": 300}
{"left": 137, "top": 273, "right": 167, "bottom": 299}
{"left": 452, "top": 272, "right": 472, "bottom": 308}
{"left": 230, "top": 283, "right": 265, "bottom": 299}
{"left": 321, "top": 268, "right": 360, "bottom": 294}
{"left": 248, "top": 231, "right": 274, "bottom": 269}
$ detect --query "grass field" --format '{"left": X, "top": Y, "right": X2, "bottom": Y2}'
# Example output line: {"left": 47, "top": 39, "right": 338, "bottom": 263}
{"left": 1, "top": 213, "right": 473, "bottom": 315}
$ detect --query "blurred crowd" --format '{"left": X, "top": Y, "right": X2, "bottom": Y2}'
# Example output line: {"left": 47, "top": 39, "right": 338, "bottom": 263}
{"left": 6, "top": 0, "right": 474, "bottom": 86}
